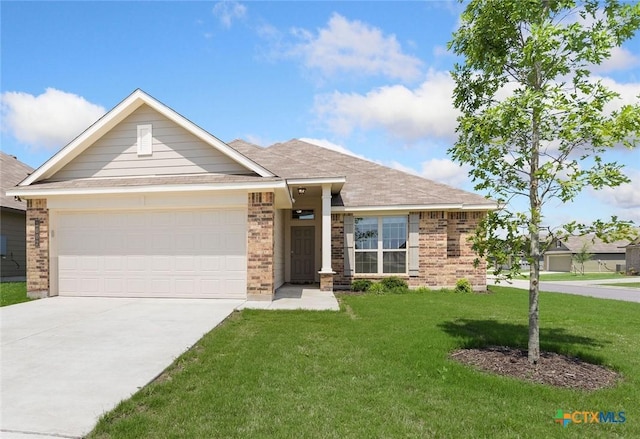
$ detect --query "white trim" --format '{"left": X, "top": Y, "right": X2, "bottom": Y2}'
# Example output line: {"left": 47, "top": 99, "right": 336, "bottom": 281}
{"left": 7, "top": 181, "right": 286, "bottom": 198}
{"left": 320, "top": 183, "right": 333, "bottom": 273}
{"left": 20, "top": 89, "right": 274, "bottom": 186}
{"left": 286, "top": 177, "right": 346, "bottom": 185}
{"left": 332, "top": 203, "right": 497, "bottom": 213}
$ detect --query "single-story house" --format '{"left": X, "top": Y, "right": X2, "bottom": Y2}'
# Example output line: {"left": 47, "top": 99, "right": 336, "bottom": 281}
{"left": 1, "top": 152, "right": 34, "bottom": 281}
{"left": 543, "top": 234, "right": 630, "bottom": 272}
{"left": 8, "top": 89, "right": 496, "bottom": 300}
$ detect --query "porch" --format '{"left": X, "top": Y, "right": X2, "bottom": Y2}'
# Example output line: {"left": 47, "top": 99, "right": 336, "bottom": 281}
{"left": 239, "top": 284, "right": 339, "bottom": 311}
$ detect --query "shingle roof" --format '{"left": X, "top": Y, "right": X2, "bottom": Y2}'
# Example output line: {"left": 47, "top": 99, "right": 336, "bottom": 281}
{"left": 1, "top": 152, "right": 33, "bottom": 211}
{"left": 229, "top": 139, "right": 493, "bottom": 208}
{"left": 556, "top": 234, "right": 630, "bottom": 254}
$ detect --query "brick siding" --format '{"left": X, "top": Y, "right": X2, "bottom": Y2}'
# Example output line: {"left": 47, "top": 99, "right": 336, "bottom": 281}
{"left": 247, "top": 192, "right": 275, "bottom": 300}
{"left": 331, "top": 210, "right": 487, "bottom": 291}
{"left": 26, "top": 199, "right": 49, "bottom": 298}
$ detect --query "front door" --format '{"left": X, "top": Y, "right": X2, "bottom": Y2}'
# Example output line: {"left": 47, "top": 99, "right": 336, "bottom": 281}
{"left": 291, "top": 226, "right": 315, "bottom": 283}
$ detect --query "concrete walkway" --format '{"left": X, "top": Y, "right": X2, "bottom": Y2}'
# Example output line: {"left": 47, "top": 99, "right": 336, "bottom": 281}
{"left": 239, "top": 284, "right": 340, "bottom": 311}
{"left": 489, "top": 277, "right": 640, "bottom": 303}
{"left": 0, "top": 297, "right": 242, "bottom": 439}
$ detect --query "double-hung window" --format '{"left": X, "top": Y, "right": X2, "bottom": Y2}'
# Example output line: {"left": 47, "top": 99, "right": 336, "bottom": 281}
{"left": 354, "top": 216, "right": 407, "bottom": 274}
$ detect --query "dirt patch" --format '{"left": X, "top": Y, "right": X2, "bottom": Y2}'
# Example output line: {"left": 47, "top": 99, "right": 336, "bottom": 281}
{"left": 450, "top": 346, "right": 620, "bottom": 390}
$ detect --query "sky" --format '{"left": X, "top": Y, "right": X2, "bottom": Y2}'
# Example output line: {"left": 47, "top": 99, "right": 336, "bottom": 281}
{"left": 1, "top": 1, "right": 639, "bottom": 229}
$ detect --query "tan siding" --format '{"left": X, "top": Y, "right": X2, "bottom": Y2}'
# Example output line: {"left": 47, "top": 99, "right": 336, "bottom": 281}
{"left": 52, "top": 105, "right": 251, "bottom": 181}
{"left": 274, "top": 209, "right": 285, "bottom": 289}
{"left": 0, "top": 210, "right": 27, "bottom": 279}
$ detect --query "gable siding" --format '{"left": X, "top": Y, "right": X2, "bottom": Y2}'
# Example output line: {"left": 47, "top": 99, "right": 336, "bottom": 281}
{"left": 52, "top": 105, "right": 251, "bottom": 181}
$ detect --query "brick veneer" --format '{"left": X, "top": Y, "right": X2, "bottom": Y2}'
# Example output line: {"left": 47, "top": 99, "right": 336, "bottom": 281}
{"left": 247, "top": 192, "right": 275, "bottom": 300}
{"left": 331, "top": 210, "right": 487, "bottom": 291}
{"left": 26, "top": 199, "right": 49, "bottom": 298}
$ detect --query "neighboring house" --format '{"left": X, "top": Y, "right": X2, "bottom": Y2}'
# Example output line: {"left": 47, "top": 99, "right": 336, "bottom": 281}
{"left": 543, "top": 234, "right": 630, "bottom": 273}
{"left": 8, "top": 90, "right": 496, "bottom": 300}
{"left": 626, "top": 238, "right": 640, "bottom": 275}
{"left": 1, "top": 152, "right": 34, "bottom": 281}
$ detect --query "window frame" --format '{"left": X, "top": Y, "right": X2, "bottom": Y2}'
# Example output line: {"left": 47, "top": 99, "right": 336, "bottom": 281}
{"left": 354, "top": 215, "right": 408, "bottom": 275}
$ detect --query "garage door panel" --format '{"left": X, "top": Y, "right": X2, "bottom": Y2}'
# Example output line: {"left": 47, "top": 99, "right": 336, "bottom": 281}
{"left": 57, "top": 209, "right": 247, "bottom": 298}
{"left": 226, "top": 255, "right": 246, "bottom": 271}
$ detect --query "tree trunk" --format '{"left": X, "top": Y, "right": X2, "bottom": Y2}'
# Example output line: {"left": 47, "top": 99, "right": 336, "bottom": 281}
{"left": 528, "top": 231, "right": 540, "bottom": 364}
{"left": 528, "top": 56, "right": 542, "bottom": 365}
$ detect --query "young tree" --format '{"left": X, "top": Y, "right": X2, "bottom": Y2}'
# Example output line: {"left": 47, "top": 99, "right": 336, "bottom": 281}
{"left": 572, "top": 243, "right": 594, "bottom": 275}
{"left": 448, "top": 0, "right": 640, "bottom": 364}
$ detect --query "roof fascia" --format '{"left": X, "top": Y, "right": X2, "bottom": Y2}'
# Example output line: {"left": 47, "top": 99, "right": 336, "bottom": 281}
{"left": 7, "top": 180, "right": 287, "bottom": 198}
{"left": 332, "top": 202, "right": 498, "bottom": 213}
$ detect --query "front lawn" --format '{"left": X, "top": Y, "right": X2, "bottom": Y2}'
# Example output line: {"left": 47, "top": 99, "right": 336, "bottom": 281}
{"left": 89, "top": 287, "right": 639, "bottom": 438}
{"left": 0, "top": 282, "right": 31, "bottom": 307}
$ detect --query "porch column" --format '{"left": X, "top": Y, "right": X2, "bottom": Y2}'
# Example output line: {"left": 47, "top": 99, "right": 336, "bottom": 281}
{"left": 319, "top": 183, "right": 334, "bottom": 291}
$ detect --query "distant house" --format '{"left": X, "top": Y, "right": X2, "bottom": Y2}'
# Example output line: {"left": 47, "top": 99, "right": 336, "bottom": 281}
{"left": 626, "top": 238, "right": 640, "bottom": 275}
{"left": 1, "top": 152, "right": 34, "bottom": 281}
{"left": 543, "top": 234, "right": 630, "bottom": 273}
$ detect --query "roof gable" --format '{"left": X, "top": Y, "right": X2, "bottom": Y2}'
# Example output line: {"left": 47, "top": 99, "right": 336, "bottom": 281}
{"left": 20, "top": 90, "right": 273, "bottom": 186}
{"left": 50, "top": 104, "right": 255, "bottom": 181}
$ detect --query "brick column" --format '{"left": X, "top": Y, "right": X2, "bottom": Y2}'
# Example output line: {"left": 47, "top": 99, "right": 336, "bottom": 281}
{"left": 247, "top": 192, "right": 275, "bottom": 300}
{"left": 26, "top": 199, "right": 49, "bottom": 298}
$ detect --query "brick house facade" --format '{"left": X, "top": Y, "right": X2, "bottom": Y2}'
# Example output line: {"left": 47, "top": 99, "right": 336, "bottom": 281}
{"left": 12, "top": 90, "right": 495, "bottom": 300}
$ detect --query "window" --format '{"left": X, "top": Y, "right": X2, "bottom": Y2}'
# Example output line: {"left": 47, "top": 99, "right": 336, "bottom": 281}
{"left": 355, "top": 216, "right": 407, "bottom": 274}
{"left": 292, "top": 209, "right": 314, "bottom": 220}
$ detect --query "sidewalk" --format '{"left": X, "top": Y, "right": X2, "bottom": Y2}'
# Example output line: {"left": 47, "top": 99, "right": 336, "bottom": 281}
{"left": 488, "top": 277, "right": 640, "bottom": 303}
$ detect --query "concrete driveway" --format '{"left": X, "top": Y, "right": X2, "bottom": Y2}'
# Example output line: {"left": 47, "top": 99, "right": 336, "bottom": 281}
{"left": 1, "top": 296, "right": 242, "bottom": 439}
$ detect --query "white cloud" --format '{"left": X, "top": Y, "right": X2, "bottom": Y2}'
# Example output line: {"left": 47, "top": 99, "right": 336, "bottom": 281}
{"left": 590, "top": 46, "right": 640, "bottom": 73}
{"left": 1, "top": 88, "right": 105, "bottom": 149}
{"left": 212, "top": 1, "right": 246, "bottom": 29}
{"left": 420, "top": 158, "right": 471, "bottom": 188}
{"left": 290, "top": 13, "right": 423, "bottom": 82}
{"left": 299, "top": 137, "right": 369, "bottom": 160}
{"left": 314, "top": 69, "right": 459, "bottom": 142}
{"left": 593, "top": 168, "right": 640, "bottom": 209}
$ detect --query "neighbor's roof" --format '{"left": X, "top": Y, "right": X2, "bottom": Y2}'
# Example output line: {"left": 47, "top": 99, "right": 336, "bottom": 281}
{"left": 230, "top": 139, "right": 494, "bottom": 209}
{"left": 1, "top": 152, "right": 33, "bottom": 211}
{"left": 555, "top": 234, "right": 630, "bottom": 254}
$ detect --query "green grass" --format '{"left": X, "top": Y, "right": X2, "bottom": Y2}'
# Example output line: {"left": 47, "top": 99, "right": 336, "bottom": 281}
{"left": 599, "top": 282, "right": 640, "bottom": 288}
{"left": 0, "top": 282, "right": 32, "bottom": 307}
{"left": 519, "top": 272, "right": 626, "bottom": 281}
{"left": 89, "top": 287, "right": 640, "bottom": 439}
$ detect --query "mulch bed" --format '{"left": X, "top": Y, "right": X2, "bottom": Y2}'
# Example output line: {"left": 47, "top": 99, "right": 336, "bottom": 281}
{"left": 450, "top": 346, "right": 620, "bottom": 390}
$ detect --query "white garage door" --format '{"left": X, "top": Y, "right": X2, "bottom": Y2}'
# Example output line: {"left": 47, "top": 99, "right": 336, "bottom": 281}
{"left": 56, "top": 209, "right": 247, "bottom": 298}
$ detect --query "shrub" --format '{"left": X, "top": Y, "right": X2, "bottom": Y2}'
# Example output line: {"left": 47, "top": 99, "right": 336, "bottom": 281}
{"left": 380, "top": 276, "right": 408, "bottom": 290}
{"left": 351, "top": 279, "right": 372, "bottom": 292}
{"left": 367, "top": 282, "right": 386, "bottom": 295}
{"left": 454, "top": 278, "right": 473, "bottom": 294}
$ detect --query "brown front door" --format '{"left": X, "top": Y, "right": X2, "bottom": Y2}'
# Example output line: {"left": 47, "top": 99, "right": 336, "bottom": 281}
{"left": 291, "top": 226, "right": 315, "bottom": 283}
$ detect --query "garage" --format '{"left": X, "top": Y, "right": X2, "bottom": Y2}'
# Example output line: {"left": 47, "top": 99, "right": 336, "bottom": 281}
{"left": 546, "top": 254, "right": 572, "bottom": 272}
{"left": 55, "top": 208, "right": 247, "bottom": 298}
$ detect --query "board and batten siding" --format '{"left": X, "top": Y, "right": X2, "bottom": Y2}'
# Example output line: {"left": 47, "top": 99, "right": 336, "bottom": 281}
{"left": 52, "top": 105, "right": 252, "bottom": 181}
